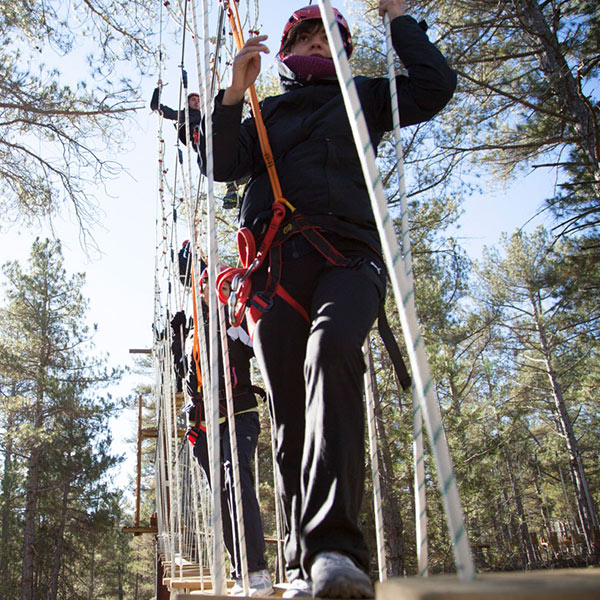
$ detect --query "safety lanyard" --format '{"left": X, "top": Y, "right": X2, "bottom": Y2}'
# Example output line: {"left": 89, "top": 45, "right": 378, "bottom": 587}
{"left": 224, "top": 0, "right": 294, "bottom": 213}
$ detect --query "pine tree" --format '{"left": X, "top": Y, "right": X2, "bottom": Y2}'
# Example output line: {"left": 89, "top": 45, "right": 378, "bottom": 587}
{"left": 475, "top": 228, "right": 599, "bottom": 553}
{"left": 0, "top": 1, "right": 157, "bottom": 235}
{"left": 0, "top": 238, "right": 122, "bottom": 599}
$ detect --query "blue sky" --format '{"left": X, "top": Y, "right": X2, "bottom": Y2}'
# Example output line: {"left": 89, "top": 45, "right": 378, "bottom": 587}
{"left": 0, "top": 0, "right": 552, "bottom": 492}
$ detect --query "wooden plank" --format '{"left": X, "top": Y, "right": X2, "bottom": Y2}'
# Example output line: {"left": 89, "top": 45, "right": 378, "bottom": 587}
{"left": 164, "top": 577, "right": 235, "bottom": 591}
{"left": 175, "top": 582, "right": 287, "bottom": 598}
{"left": 122, "top": 525, "right": 158, "bottom": 535}
{"left": 376, "top": 568, "right": 600, "bottom": 600}
{"left": 143, "top": 426, "right": 187, "bottom": 439}
{"left": 162, "top": 565, "right": 212, "bottom": 575}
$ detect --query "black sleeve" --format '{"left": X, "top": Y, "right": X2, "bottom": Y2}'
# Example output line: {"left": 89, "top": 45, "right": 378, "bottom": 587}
{"left": 363, "top": 15, "right": 457, "bottom": 130}
{"left": 197, "top": 91, "right": 260, "bottom": 182}
{"left": 150, "top": 87, "right": 180, "bottom": 122}
{"left": 150, "top": 87, "right": 160, "bottom": 111}
{"left": 170, "top": 311, "right": 189, "bottom": 380}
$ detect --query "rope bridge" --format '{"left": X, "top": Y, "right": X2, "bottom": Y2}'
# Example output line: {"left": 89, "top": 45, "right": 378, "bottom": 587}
{"left": 136, "top": 0, "right": 478, "bottom": 596}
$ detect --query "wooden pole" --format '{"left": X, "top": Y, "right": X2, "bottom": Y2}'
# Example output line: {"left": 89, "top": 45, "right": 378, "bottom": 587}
{"left": 136, "top": 394, "right": 142, "bottom": 528}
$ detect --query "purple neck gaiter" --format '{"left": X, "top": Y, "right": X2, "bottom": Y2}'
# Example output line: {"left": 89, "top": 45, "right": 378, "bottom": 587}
{"left": 281, "top": 54, "right": 336, "bottom": 81}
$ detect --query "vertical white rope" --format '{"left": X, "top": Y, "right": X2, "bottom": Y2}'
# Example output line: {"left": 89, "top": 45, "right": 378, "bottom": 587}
{"left": 189, "top": 441, "right": 206, "bottom": 587}
{"left": 169, "top": 360, "right": 184, "bottom": 578}
{"left": 196, "top": 0, "right": 227, "bottom": 592}
{"left": 162, "top": 343, "right": 177, "bottom": 576}
{"left": 194, "top": 459, "right": 209, "bottom": 591}
{"left": 363, "top": 337, "right": 387, "bottom": 581}
{"left": 155, "top": 384, "right": 170, "bottom": 560}
{"left": 269, "top": 415, "right": 285, "bottom": 584}
{"left": 383, "top": 13, "right": 428, "bottom": 576}
{"left": 317, "top": 0, "right": 474, "bottom": 580}
{"left": 218, "top": 302, "right": 250, "bottom": 594}
{"left": 195, "top": 0, "right": 252, "bottom": 591}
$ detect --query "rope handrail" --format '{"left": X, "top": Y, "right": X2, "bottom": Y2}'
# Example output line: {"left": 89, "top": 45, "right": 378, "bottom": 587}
{"left": 382, "top": 13, "right": 429, "bottom": 577}
{"left": 363, "top": 337, "right": 387, "bottom": 581}
{"left": 224, "top": 0, "right": 294, "bottom": 213}
{"left": 317, "top": 0, "right": 475, "bottom": 581}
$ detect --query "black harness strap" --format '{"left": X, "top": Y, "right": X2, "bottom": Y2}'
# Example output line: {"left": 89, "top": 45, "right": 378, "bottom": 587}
{"left": 377, "top": 303, "right": 412, "bottom": 391}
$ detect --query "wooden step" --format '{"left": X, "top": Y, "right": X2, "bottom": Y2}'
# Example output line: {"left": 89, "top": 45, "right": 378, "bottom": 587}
{"left": 164, "top": 576, "right": 235, "bottom": 591}
{"left": 376, "top": 567, "right": 600, "bottom": 600}
{"left": 174, "top": 568, "right": 600, "bottom": 599}
{"left": 175, "top": 582, "right": 286, "bottom": 598}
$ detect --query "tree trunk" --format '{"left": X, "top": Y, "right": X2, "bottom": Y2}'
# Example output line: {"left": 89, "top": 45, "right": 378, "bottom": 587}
{"left": 21, "top": 444, "right": 43, "bottom": 600}
{"left": 118, "top": 563, "right": 124, "bottom": 600}
{"left": 88, "top": 542, "right": 95, "bottom": 600}
{"left": 512, "top": 0, "right": 600, "bottom": 196}
{"left": 0, "top": 409, "right": 16, "bottom": 577}
{"left": 532, "top": 457, "right": 555, "bottom": 558}
{"left": 371, "top": 368, "right": 406, "bottom": 576}
{"left": 49, "top": 482, "right": 70, "bottom": 600}
{"left": 503, "top": 447, "right": 538, "bottom": 568}
{"left": 532, "top": 301, "right": 599, "bottom": 551}
{"left": 491, "top": 496, "right": 511, "bottom": 559}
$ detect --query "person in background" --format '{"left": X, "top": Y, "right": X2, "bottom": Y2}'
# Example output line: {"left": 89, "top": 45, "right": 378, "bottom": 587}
{"left": 150, "top": 85, "right": 202, "bottom": 147}
{"left": 170, "top": 268, "right": 273, "bottom": 597}
{"left": 150, "top": 85, "right": 241, "bottom": 210}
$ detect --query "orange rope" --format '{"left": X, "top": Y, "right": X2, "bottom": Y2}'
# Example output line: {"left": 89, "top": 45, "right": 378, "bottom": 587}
{"left": 191, "top": 266, "right": 204, "bottom": 394}
{"left": 225, "top": 0, "right": 295, "bottom": 213}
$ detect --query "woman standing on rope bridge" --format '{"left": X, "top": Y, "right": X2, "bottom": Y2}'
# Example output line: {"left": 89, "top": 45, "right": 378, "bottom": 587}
{"left": 199, "top": 1, "right": 456, "bottom": 597}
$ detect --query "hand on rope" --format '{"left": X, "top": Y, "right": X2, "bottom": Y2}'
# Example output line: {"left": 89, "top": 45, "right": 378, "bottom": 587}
{"left": 222, "top": 35, "right": 269, "bottom": 106}
{"left": 378, "top": 0, "right": 406, "bottom": 19}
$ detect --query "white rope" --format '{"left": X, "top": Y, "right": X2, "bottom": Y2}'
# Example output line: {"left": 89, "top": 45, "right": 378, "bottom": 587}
{"left": 317, "top": 0, "right": 474, "bottom": 580}
{"left": 383, "top": 13, "right": 429, "bottom": 576}
{"left": 218, "top": 301, "right": 251, "bottom": 593}
{"left": 189, "top": 441, "right": 206, "bottom": 587}
{"left": 269, "top": 409, "right": 285, "bottom": 584}
{"left": 196, "top": 0, "right": 227, "bottom": 592}
{"left": 363, "top": 337, "right": 387, "bottom": 580}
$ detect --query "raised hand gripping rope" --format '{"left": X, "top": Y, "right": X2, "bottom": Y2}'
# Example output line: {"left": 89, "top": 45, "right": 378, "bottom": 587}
{"left": 216, "top": 1, "right": 296, "bottom": 329}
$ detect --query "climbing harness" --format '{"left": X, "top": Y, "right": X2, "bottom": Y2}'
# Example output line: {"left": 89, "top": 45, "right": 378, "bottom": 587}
{"left": 218, "top": 1, "right": 361, "bottom": 336}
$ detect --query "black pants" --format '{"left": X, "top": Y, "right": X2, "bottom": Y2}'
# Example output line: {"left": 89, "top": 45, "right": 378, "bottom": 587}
{"left": 251, "top": 237, "right": 386, "bottom": 581}
{"left": 193, "top": 410, "right": 267, "bottom": 578}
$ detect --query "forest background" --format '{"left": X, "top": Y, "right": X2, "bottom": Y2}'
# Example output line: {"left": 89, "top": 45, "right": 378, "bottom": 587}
{"left": 0, "top": 0, "right": 598, "bottom": 599}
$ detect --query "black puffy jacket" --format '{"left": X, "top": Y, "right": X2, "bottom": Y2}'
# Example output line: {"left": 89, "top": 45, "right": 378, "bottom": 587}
{"left": 200, "top": 16, "right": 456, "bottom": 253}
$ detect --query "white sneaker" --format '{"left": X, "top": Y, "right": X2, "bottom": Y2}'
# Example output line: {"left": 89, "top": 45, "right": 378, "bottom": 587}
{"left": 282, "top": 578, "right": 312, "bottom": 598}
{"left": 310, "top": 551, "right": 374, "bottom": 598}
{"left": 230, "top": 570, "right": 274, "bottom": 597}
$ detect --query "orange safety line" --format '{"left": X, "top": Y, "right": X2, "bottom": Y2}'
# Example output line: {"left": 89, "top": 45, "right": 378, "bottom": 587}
{"left": 191, "top": 264, "right": 203, "bottom": 394}
{"left": 224, "top": 0, "right": 295, "bottom": 213}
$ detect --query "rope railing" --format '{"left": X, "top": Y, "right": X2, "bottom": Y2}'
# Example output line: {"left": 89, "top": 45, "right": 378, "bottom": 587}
{"left": 383, "top": 12, "right": 429, "bottom": 576}
{"left": 363, "top": 336, "right": 387, "bottom": 581}
{"left": 317, "top": 0, "right": 475, "bottom": 581}
{"left": 148, "top": 0, "right": 471, "bottom": 594}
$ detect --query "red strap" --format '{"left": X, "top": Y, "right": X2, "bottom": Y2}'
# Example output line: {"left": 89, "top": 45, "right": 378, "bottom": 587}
{"left": 237, "top": 227, "right": 256, "bottom": 268}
